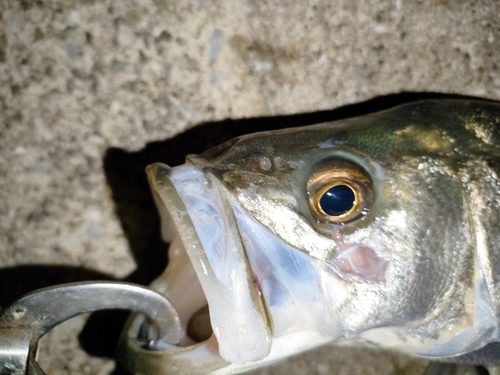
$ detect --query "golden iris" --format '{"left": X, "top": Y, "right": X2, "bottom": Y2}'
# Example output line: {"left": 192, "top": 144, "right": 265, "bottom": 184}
{"left": 307, "top": 158, "right": 373, "bottom": 224}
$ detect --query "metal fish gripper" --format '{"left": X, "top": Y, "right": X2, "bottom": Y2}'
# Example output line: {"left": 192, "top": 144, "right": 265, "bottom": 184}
{"left": 0, "top": 281, "right": 181, "bottom": 375}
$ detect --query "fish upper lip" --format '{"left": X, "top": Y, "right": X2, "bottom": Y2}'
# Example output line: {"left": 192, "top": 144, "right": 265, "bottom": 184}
{"left": 146, "top": 162, "right": 272, "bottom": 364}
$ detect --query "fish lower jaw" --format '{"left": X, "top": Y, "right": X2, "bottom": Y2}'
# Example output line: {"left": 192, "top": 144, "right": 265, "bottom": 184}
{"left": 150, "top": 231, "right": 271, "bottom": 365}
{"left": 141, "top": 163, "right": 328, "bottom": 372}
{"left": 150, "top": 223, "right": 330, "bottom": 371}
{"left": 149, "top": 243, "right": 331, "bottom": 374}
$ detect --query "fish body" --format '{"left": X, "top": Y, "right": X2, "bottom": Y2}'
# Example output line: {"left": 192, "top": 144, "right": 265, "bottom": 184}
{"left": 118, "top": 100, "right": 500, "bottom": 374}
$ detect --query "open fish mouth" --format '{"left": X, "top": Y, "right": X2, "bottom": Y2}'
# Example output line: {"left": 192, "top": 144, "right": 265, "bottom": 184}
{"left": 152, "top": 162, "right": 273, "bottom": 364}
{"left": 118, "top": 162, "right": 328, "bottom": 373}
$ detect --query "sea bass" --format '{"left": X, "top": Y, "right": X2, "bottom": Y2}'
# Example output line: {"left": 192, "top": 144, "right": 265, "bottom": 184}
{"left": 118, "top": 100, "right": 500, "bottom": 375}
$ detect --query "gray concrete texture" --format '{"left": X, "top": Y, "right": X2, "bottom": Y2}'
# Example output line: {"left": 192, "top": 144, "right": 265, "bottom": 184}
{"left": 1, "top": 0, "right": 499, "bottom": 373}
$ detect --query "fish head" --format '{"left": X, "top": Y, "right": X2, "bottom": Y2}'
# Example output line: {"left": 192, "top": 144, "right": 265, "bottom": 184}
{"left": 122, "top": 100, "right": 500, "bottom": 373}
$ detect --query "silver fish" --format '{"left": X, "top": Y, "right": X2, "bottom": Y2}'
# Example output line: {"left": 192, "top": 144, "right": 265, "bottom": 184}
{"left": 118, "top": 100, "right": 500, "bottom": 375}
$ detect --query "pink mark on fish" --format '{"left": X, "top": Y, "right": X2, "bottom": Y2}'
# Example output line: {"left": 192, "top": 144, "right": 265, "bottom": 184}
{"left": 331, "top": 233, "right": 389, "bottom": 282}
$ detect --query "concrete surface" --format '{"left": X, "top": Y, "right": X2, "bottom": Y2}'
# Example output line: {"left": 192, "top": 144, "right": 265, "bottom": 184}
{"left": 1, "top": 0, "right": 499, "bottom": 373}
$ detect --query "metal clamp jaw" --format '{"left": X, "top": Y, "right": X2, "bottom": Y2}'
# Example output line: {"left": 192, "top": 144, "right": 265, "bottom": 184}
{"left": 0, "top": 281, "right": 181, "bottom": 375}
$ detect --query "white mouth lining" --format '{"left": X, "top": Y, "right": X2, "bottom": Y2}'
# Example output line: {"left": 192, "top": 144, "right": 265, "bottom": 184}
{"left": 164, "top": 165, "right": 272, "bottom": 364}
{"left": 138, "top": 163, "right": 330, "bottom": 373}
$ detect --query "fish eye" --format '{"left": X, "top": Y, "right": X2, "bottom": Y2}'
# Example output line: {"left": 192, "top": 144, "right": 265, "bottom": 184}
{"left": 307, "top": 159, "right": 373, "bottom": 224}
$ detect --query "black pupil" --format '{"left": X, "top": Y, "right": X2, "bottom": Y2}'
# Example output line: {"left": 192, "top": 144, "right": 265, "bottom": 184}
{"left": 319, "top": 184, "right": 355, "bottom": 216}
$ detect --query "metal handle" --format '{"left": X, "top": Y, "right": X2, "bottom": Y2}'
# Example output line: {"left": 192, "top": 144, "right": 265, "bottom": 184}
{"left": 0, "top": 281, "right": 182, "bottom": 375}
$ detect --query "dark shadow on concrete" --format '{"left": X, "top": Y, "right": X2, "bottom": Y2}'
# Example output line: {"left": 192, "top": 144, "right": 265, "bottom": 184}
{"left": 68, "top": 92, "right": 496, "bottom": 374}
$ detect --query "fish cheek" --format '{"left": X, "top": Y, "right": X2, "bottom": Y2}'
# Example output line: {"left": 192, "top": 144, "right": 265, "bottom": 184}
{"left": 304, "top": 208, "right": 390, "bottom": 284}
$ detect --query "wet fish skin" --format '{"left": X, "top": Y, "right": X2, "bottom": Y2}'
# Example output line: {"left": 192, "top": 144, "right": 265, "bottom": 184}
{"left": 187, "top": 100, "right": 500, "bottom": 357}
{"left": 119, "top": 100, "right": 500, "bottom": 374}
